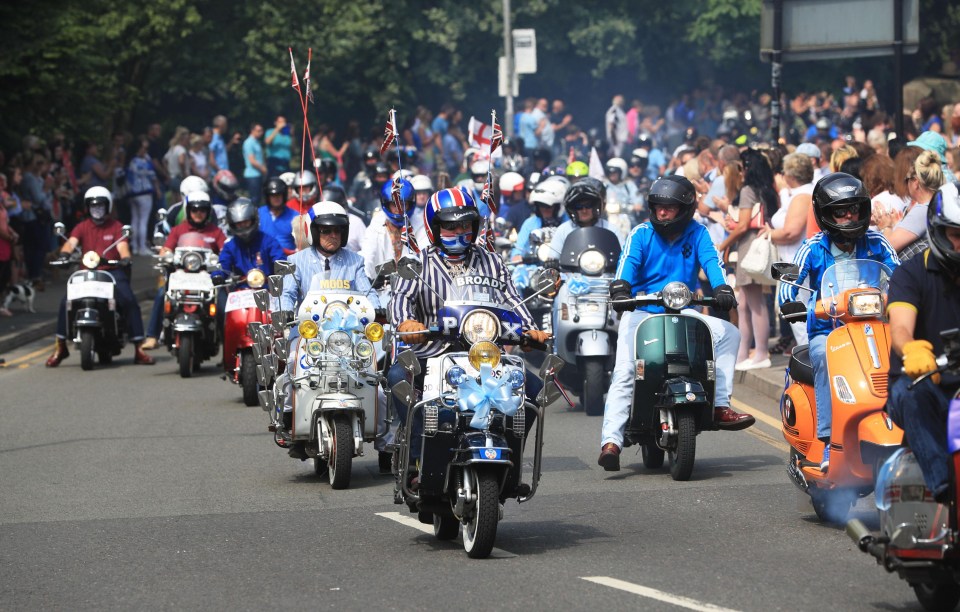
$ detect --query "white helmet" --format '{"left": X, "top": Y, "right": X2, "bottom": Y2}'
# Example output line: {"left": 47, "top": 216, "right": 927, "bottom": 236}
{"left": 456, "top": 178, "right": 476, "bottom": 193}
{"left": 293, "top": 170, "right": 318, "bottom": 202}
{"left": 410, "top": 174, "right": 433, "bottom": 192}
{"left": 606, "top": 157, "right": 628, "bottom": 176}
{"left": 306, "top": 201, "right": 349, "bottom": 247}
{"left": 84, "top": 186, "right": 113, "bottom": 222}
{"left": 470, "top": 159, "right": 490, "bottom": 177}
{"left": 499, "top": 172, "right": 525, "bottom": 195}
{"left": 529, "top": 178, "right": 567, "bottom": 208}
{"left": 392, "top": 168, "right": 413, "bottom": 180}
{"left": 179, "top": 175, "right": 208, "bottom": 200}
{"left": 279, "top": 171, "right": 296, "bottom": 186}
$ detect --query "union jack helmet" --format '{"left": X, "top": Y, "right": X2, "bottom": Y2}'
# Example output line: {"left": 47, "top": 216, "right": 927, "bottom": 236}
{"left": 424, "top": 187, "right": 480, "bottom": 247}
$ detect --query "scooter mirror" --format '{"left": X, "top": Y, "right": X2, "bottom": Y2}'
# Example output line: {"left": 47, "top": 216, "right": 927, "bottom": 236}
{"left": 267, "top": 275, "right": 284, "bottom": 298}
{"left": 258, "top": 331, "right": 273, "bottom": 361}
{"left": 396, "top": 349, "right": 421, "bottom": 375}
{"left": 391, "top": 380, "right": 414, "bottom": 406}
{"left": 120, "top": 225, "right": 132, "bottom": 239}
{"left": 495, "top": 217, "right": 509, "bottom": 233}
{"left": 258, "top": 388, "right": 274, "bottom": 412}
{"left": 533, "top": 268, "right": 561, "bottom": 298}
{"left": 156, "top": 208, "right": 168, "bottom": 223}
{"left": 274, "top": 260, "right": 296, "bottom": 276}
{"left": 252, "top": 341, "right": 263, "bottom": 363}
{"left": 396, "top": 258, "right": 422, "bottom": 281}
{"left": 273, "top": 337, "right": 285, "bottom": 357}
{"left": 771, "top": 262, "right": 800, "bottom": 280}
{"left": 253, "top": 290, "right": 270, "bottom": 312}
{"left": 54, "top": 222, "right": 66, "bottom": 237}
{"left": 538, "top": 354, "right": 565, "bottom": 380}
{"left": 271, "top": 310, "right": 294, "bottom": 334}
{"left": 153, "top": 232, "right": 166, "bottom": 247}
{"left": 263, "top": 353, "right": 279, "bottom": 378}
{"left": 256, "top": 365, "right": 268, "bottom": 388}
{"left": 247, "top": 322, "right": 261, "bottom": 339}
{"left": 537, "top": 380, "right": 562, "bottom": 407}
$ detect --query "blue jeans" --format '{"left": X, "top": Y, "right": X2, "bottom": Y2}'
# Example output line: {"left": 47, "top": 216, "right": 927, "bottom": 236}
{"left": 887, "top": 375, "right": 953, "bottom": 498}
{"left": 246, "top": 176, "right": 263, "bottom": 206}
{"left": 147, "top": 287, "right": 165, "bottom": 339}
{"left": 809, "top": 335, "right": 831, "bottom": 440}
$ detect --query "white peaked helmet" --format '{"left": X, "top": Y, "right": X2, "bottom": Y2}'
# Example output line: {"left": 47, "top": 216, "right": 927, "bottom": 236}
{"left": 606, "top": 157, "right": 628, "bottom": 175}
{"left": 499, "top": 172, "right": 525, "bottom": 195}
{"left": 306, "top": 200, "right": 349, "bottom": 246}
{"left": 392, "top": 169, "right": 413, "bottom": 180}
{"left": 470, "top": 159, "right": 490, "bottom": 176}
{"left": 179, "top": 175, "right": 209, "bottom": 200}
{"left": 410, "top": 174, "right": 433, "bottom": 192}
{"left": 529, "top": 178, "right": 568, "bottom": 208}
{"left": 279, "top": 171, "right": 296, "bottom": 186}
{"left": 84, "top": 186, "right": 113, "bottom": 221}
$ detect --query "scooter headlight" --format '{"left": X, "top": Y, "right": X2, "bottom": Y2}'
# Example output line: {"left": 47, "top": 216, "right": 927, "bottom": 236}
{"left": 661, "top": 282, "right": 692, "bottom": 310}
{"left": 326, "top": 330, "right": 352, "bottom": 357}
{"left": 354, "top": 339, "right": 374, "bottom": 361}
{"left": 849, "top": 291, "right": 882, "bottom": 316}
{"left": 82, "top": 251, "right": 101, "bottom": 270}
{"left": 298, "top": 320, "right": 319, "bottom": 339}
{"left": 579, "top": 249, "right": 606, "bottom": 275}
{"left": 364, "top": 322, "right": 384, "bottom": 342}
{"left": 306, "top": 338, "right": 323, "bottom": 358}
{"left": 182, "top": 251, "right": 203, "bottom": 273}
{"left": 246, "top": 269, "right": 266, "bottom": 288}
{"left": 461, "top": 310, "right": 499, "bottom": 344}
{"left": 468, "top": 341, "right": 501, "bottom": 370}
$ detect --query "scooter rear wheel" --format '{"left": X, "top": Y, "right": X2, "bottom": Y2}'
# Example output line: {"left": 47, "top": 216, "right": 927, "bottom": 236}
{"left": 80, "top": 330, "right": 95, "bottom": 371}
{"left": 240, "top": 352, "right": 258, "bottom": 406}
{"left": 913, "top": 581, "right": 960, "bottom": 611}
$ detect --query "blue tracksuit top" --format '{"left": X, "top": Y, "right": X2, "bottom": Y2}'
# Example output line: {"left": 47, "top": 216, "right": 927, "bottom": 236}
{"left": 777, "top": 230, "right": 899, "bottom": 340}
{"left": 216, "top": 232, "right": 286, "bottom": 283}
{"left": 615, "top": 220, "right": 727, "bottom": 313}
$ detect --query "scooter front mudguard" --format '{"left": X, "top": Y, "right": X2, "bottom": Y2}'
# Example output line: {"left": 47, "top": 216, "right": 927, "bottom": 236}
{"left": 857, "top": 411, "right": 903, "bottom": 477}
{"left": 576, "top": 330, "right": 612, "bottom": 357}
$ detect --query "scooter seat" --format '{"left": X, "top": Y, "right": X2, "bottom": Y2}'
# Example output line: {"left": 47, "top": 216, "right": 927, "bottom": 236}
{"left": 788, "top": 344, "right": 814, "bottom": 387}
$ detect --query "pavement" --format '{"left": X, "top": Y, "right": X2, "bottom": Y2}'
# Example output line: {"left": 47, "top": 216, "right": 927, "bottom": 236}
{"left": 0, "top": 253, "right": 162, "bottom": 356}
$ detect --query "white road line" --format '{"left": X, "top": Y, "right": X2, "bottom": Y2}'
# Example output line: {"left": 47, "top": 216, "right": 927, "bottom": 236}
{"left": 581, "top": 576, "right": 742, "bottom": 612}
{"left": 376, "top": 511, "right": 517, "bottom": 558}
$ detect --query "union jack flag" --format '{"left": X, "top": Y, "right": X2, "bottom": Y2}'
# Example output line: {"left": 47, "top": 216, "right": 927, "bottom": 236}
{"left": 380, "top": 109, "right": 398, "bottom": 156}
{"left": 481, "top": 177, "right": 498, "bottom": 216}
{"left": 391, "top": 177, "right": 404, "bottom": 211}
{"left": 303, "top": 50, "right": 313, "bottom": 103}
{"left": 479, "top": 218, "right": 496, "bottom": 252}
{"left": 490, "top": 116, "right": 503, "bottom": 156}
{"left": 288, "top": 48, "right": 300, "bottom": 91}
{"left": 401, "top": 219, "right": 420, "bottom": 254}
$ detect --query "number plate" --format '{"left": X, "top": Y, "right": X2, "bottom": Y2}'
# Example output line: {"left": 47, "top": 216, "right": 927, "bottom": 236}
{"left": 168, "top": 270, "right": 214, "bottom": 292}
{"left": 67, "top": 280, "right": 114, "bottom": 300}
{"left": 224, "top": 289, "right": 258, "bottom": 312}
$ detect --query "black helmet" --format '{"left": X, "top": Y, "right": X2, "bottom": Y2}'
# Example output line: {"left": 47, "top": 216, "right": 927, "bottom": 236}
{"left": 811, "top": 172, "right": 871, "bottom": 246}
{"left": 533, "top": 147, "right": 552, "bottom": 165}
{"left": 362, "top": 149, "right": 379, "bottom": 165}
{"left": 373, "top": 162, "right": 390, "bottom": 180}
{"left": 322, "top": 183, "right": 348, "bottom": 208}
{"left": 212, "top": 169, "right": 239, "bottom": 203}
{"left": 928, "top": 182, "right": 960, "bottom": 278}
{"left": 263, "top": 177, "right": 286, "bottom": 198}
{"left": 563, "top": 178, "right": 605, "bottom": 227}
{"left": 318, "top": 158, "right": 337, "bottom": 179}
{"left": 308, "top": 201, "right": 350, "bottom": 251}
{"left": 647, "top": 175, "right": 697, "bottom": 237}
{"left": 227, "top": 197, "right": 259, "bottom": 241}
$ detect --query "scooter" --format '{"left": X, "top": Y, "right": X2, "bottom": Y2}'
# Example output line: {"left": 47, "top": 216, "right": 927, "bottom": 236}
{"left": 219, "top": 269, "right": 271, "bottom": 406}
{"left": 50, "top": 222, "right": 132, "bottom": 371}
{"left": 613, "top": 282, "right": 722, "bottom": 481}
{"left": 510, "top": 226, "right": 559, "bottom": 333}
{"left": 549, "top": 226, "right": 621, "bottom": 415}
{"left": 773, "top": 259, "right": 903, "bottom": 522}
{"left": 848, "top": 328, "right": 960, "bottom": 612}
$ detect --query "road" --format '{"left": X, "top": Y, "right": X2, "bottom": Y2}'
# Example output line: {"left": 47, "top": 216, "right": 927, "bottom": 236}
{"left": 0, "top": 338, "right": 920, "bottom": 611}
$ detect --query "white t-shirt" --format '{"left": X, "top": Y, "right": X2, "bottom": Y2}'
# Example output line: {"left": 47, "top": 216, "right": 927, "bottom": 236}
{"left": 771, "top": 183, "right": 813, "bottom": 263}
{"left": 165, "top": 145, "right": 187, "bottom": 178}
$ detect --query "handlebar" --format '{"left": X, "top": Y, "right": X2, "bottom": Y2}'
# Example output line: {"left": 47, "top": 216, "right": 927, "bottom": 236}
{"left": 611, "top": 294, "right": 716, "bottom": 313}
{"left": 395, "top": 328, "right": 550, "bottom": 350}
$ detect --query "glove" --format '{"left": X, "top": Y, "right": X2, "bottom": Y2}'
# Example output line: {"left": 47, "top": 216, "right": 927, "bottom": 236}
{"left": 903, "top": 339, "right": 941, "bottom": 385}
{"left": 397, "top": 320, "right": 428, "bottom": 345}
{"left": 522, "top": 329, "right": 550, "bottom": 352}
{"left": 119, "top": 257, "right": 131, "bottom": 268}
{"left": 543, "top": 259, "right": 560, "bottom": 271}
{"left": 56, "top": 253, "right": 71, "bottom": 263}
{"left": 780, "top": 300, "right": 807, "bottom": 322}
{"left": 714, "top": 284, "right": 738, "bottom": 312}
{"left": 610, "top": 279, "right": 633, "bottom": 313}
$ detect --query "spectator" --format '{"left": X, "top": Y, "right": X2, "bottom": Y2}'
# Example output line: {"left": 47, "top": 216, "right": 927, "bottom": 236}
{"left": 125, "top": 138, "right": 159, "bottom": 255}
{"left": 264, "top": 116, "right": 292, "bottom": 178}
{"left": 915, "top": 96, "right": 943, "bottom": 134}
{"left": 242, "top": 123, "right": 267, "bottom": 205}
{"left": 881, "top": 149, "right": 945, "bottom": 260}
{"left": 188, "top": 134, "right": 209, "bottom": 182}
{"left": 314, "top": 124, "right": 348, "bottom": 180}
{"left": 867, "top": 129, "right": 888, "bottom": 157}
{"left": 78, "top": 141, "right": 114, "bottom": 191}
{"left": 549, "top": 99, "right": 573, "bottom": 156}
{"left": 717, "top": 148, "right": 778, "bottom": 370}
{"left": 209, "top": 115, "right": 236, "bottom": 174}
{"left": 21, "top": 155, "right": 54, "bottom": 284}
{"left": 163, "top": 126, "right": 190, "bottom": 196}
{"left": 861, "top": 154, "right": 902, "bottom": 230}
{"left": 947, "top": 102, "right": 960, "bottom": 147}
{"left": 536, "top": 98, "right": 555, "bottom": 152}
{"left": 605, "top": 94, "right": 628, "bottom": 157}
{"left": 518, "top": 98, "right": 542, "bottom": 154}
{"left": 908, "top": 130, "right": 957, "bottom": 184}
{"left": 0, "top": 186, "right": 17, "bottom": 316}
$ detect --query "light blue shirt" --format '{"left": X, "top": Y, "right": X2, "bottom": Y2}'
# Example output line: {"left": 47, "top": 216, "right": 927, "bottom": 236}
{"left": 280, "top": 246, "right": 380, "bottom": 313}
{"left": 265, "top": 128, "right": 292, "bottom": 162}
{"left": 243, "top": 136, "right": 264, "bottom": 178}
{"left": 547, "top": 218, "right": 624, "bottom": 259}
{"left": 210, "top": 132, "right": 228, "bottom": 172}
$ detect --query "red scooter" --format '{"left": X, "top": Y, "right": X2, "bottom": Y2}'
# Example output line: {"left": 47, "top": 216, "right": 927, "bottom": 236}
{"left": 221, "top": 269, "right": 272, "bottom": 406}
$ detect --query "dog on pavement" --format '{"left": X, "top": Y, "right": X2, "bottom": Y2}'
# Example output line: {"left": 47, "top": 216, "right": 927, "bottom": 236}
{"left": 3, "top": 281, "right": 36, "bottom": 313}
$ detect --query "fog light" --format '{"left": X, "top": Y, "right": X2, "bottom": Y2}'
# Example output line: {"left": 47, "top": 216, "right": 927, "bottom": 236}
{"left": 446, "top": 366, "right": 468, "bottom": 387}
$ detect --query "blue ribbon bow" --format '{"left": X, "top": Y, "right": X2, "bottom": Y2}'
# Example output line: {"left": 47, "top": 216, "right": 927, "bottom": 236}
{"left": 457, "top": 363, "right": 522, "bottom": 429}
{"left": 320, "top": 308, "right": 364, "bottom": 333}
{"left": 568, "top": 275, "right": 591, "bottom": 296}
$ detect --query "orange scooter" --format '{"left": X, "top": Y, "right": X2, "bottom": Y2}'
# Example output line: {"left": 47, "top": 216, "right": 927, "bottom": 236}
{"left": 774, "top": 259, "right": 903, "bottom": 522}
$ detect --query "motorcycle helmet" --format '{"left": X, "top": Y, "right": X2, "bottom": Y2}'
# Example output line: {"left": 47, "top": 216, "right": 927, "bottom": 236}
{"left": 529, "top": 177, "right": 567, "bottom": 225}
{"left": 928, "top": 181, "right": 960, "bottom": 278}
{"left": 392, "top": 168, "right": 414, "bottom": 181}
{"left": 647, "top": 175, "right": 697, "bottom": 238}
{"left": 424, "top": 187, "right": 480, "bottom": 256}
{"left": 84, "top": 186, "right": 112, "bottom": 224}
{"left": 543, "top": 165, "right": 567, "bottom": 178}
{"left": 322, "top": 183, "right": 348, "bottom": 207}
{"left": 563, "top": 178, "right": 604, "bottom": 227}
{"left": 606, "top": 157, "right": 628, "bottom": 180}
{"left": 379, "top": 178, "right": 415, "bottom": 227}
{"left": 362, "top": 149, "right": 380, "bottom": 167}
{"left": 263, "top": 177, "right": 287, "bottom": 201}
{"left": 373, "top": 162, "right": 391, "bottom": 187}
{"left": 499, "top": 172, "right": 525, "bottom": 196}
{"left": 293, "top": 170, "right": 319, "bottom": 203}
{"left": 629, "top": 148, "right": 649, "bottom": 173}
{"left": 532, "top": 147, "right": 552, "bottom": 167}
{"left": 470, "top": 159, "right": 490, "bottom": 184}
{"left": 185, "top": 190, "right": 213, "bottom": 228}
{"left": 306, "top": 200, "right": 349, "bottom": 250}
{"left": 212, "top": 169, "right": 239, "bottom": 203}
{"left": 566, "top": 161, "right": 589, "bottom": 181}
{"left": 317, "top": 158, "right": 337, "bottom": 181}
{"left": 410, "top": 174, "right": 433, "bottom": 194}
{"left": 811, "top": 172, "right": 871, "bottom": 246}
{"left": 278, "top": 171, "right": 296, "bottom": 187}
{"left": 179, "top": 175, "right": 209, "bottom": 201}
{"left": 226, "top": 197, "right": 259, "bottom": 241}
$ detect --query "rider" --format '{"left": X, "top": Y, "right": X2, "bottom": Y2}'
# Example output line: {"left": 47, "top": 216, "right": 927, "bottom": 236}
{"left": 258, "top": 176, "right": 298, "bottom": 255}
{"left": 359, "top": 178, "right": 427, "bottom": 282}
{"left": 885, "top": 181, "right": 960, "bottom": 503}
{"left": 46, "top": 187, "right": 155, "bottom": 367}
{"left": 547, "top": 177, "right": 625, "bottom": 258}
{"left": 387, "top": 188, "right": 550, "bottom": 449}
{"left": 565, "top": 161, "right": 589, "bottom": 184}
{"left": 499, "top": 172, "right": 532, "bottom": 231}
{"left": 510, "top": 176, "right": 568, "bottom": 262}
{"left": 162, "top": 175, "right": 209, "bottom": 231}
{"left": 216, "top": 197, "right": 285, "bottom": 284}
{"left": 777, "top": 172, "right": 900, "bottom": 472}
{"left": 604, "top": 157, "right": 642, "bottom": 214}
{"left": 320, "top": 183, "right": 366, "bottom": 253}
{"left": 279, "top": 200, "right": 379, "bottom": 459}
{"left": 597, "top": 175, "right": 751, "bottom": 471}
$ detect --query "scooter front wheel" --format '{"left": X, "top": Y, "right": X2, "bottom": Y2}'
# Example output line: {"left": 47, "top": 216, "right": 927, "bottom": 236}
{"left": 669, "top": 412, "right": 697, "bottom": 481}
{"left": 328, "top": 414, "right": 354, "bottom": 490}
{"left": 240, "top": 352, "right": 258, "bottom": 406}
{"left": 580, "top": 357, "right": 606, "bottom": 417}
{"left": 178, "top": 334, "right": 194, "bottom": 378}
{"left": 463, "top": 468, "right": 499, "bottom": 559}
{"left": 80, "top": 330, "right": 96, "bottom": 371}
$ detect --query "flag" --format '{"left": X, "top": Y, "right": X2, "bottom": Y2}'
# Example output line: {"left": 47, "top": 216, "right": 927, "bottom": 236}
{"left": 303, "top": 49, "right": 313, "bottom": 104}
{"left": 588, "top": 146, "right": 605, "bottom": 180}
{"left": 401, "top": 219, "right": 420, "bottom": 254}
{"left": 481, "top": 176, "right": 498, "bottom": 216}
{"left": 380, "top": 109, "right": 398, "bottom": 156}
{"left": 467, "top": 117, "right": 502, "bottom": 158}
{"left": 288, "top": 48, "right": 300, "bottom": 91}
{"left": 391, "top": 177, "right": 404, "bottom": 211}
{"left": 490, "top": 120, "right": 503, "bottom": 156}
{"left": 481, "top": 219, "right": 496, "bottom": 252}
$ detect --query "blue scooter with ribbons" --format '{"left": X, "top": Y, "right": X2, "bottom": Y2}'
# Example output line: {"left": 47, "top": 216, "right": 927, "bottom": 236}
{"left": 389, "top": 260, "right": 565, "bottom": 559}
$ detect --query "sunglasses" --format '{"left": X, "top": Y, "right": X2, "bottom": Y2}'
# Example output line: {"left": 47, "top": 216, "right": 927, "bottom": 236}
{"left": 440, "top": 220, "right": 472, "bottom": 232}
{"left": 830, "top": 205, "right": 859, "bottom": 219}
{"left": 316, "top": 226, "right": 340, "bottom": 235}
{"left": 571, "top": 202, "right": 596, "bottom": 211}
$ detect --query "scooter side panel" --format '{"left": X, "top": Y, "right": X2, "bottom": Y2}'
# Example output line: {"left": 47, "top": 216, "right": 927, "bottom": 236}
{"left": 782, "top": 383, "right": 817, "bottom": 457}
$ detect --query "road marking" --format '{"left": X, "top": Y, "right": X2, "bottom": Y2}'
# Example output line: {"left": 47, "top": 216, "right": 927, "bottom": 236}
{"left": 730, "top": 397, "right": 789, "bottom": 452}
{"left": 581, "top": 577, "right": 742, "bottom": 612}
{"left": 0, "top": 344, "right": 53, "bottom": 368}
{"left": 376, "top": 511, "right": 517, "bottom": 558}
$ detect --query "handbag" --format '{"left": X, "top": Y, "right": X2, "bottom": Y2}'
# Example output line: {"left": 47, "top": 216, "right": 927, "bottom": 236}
{"left": 739, "top": 234, "right": 778, "bottom": 285}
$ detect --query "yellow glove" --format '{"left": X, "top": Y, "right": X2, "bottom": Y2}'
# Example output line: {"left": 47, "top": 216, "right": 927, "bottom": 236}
{"left": 903, "top": 339, "right": 941, "bottom": 385}
{"left": 397, "top": 320, "right": 428, "bottom": 345}
{"left": 522, "top": 329, "right": 551, "bottom": 352}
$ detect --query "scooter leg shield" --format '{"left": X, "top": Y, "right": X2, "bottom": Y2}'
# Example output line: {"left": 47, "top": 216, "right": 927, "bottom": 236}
{"left": 782, "top": 384, "right": 816, "bottom": 456}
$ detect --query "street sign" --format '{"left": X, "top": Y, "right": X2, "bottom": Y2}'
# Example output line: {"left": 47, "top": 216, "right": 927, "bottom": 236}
{"left": 512, "top": 29, "right": 537, "bottom": 74}
{"left": 498, "top": 57, "right": 519, "bottom": 97}
{"left": 760, "top": 0, "right": 919, "bottom": 62}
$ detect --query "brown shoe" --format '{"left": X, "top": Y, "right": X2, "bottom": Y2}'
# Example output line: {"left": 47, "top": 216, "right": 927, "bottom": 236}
{"left": 45, "top": 339, "right": 69, "bottom": 367}
{"left": 715, "top": 406, "right": 756, "bottom": 431}
{"left": 133, "top": 344, "right": 155, "bottom": 365}
{"left": 141, "top": 337, "right": 158, "bottom": 350}
{"left": 597, "top": 443, "right": 621, "bottom": 471}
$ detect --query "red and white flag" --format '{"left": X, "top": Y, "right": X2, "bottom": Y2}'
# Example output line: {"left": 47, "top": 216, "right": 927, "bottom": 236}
{"left": 288, "top": 48, "right": 300, "bottom": 92}
{"left": 391, "top": 177, "right": 404, "bottom": 211}
{"left": 481, "top": 178, "right": 498, "bottom": 216}
{"left": 401, "top": 219, "right": 420, "bottom": 254}
{"left": 380, "top": 109, "right": 398, "bottom": 156}
{"left": 467, "top": 117, "right": 503, "bottom": 159}
{"left": 303, "top": 49, "right": 314, "bottom": 104}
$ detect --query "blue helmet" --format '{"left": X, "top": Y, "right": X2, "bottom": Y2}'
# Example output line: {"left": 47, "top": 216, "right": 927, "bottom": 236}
{"left": 379, "top": 178, "right": 415, "bottom": 227}
{"left": 424, "top": 187, "right": 480, "bottom": 252}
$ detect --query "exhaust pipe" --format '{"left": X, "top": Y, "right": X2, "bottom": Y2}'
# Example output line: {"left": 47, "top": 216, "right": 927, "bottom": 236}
{"left": 786, "top": 458, "right": 808, "bottom": 492}
{"left": 846, "top": 519, "right": 875, "bottom": 551}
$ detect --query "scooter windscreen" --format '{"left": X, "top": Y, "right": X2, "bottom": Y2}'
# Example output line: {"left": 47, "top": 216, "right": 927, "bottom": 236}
{"left": 437, "top": 277, "right": 525, "bottom": 345}
{"left": 176, "top": 231, "right": 215, "bottom": 250}
{"left": 557, "top": 227, "right": 621, "bottom": 275}
{"left": 818, "top": 259, "right": 892, "bottom": 318}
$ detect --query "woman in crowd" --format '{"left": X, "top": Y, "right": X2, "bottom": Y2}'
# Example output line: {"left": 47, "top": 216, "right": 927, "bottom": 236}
{"left": 126, "top": 138, "right": 160, "bottom": 255}
{"left": 879, "top": 149, "right": 944, "bottom": 260}
{"left": 188, "top": 134, "right": 209, "bottom": 183}
{"left": 164, "top": 127, "right": 190, "bottom": 196}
